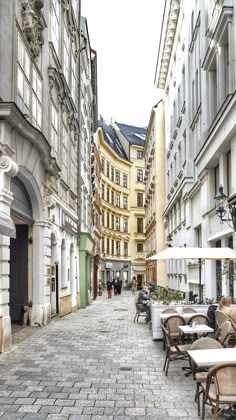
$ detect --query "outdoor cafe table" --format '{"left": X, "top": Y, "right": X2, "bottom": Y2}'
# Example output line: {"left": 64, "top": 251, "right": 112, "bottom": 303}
{"left": 178, "top": 325, "right": 214, "bottom": 335}
{"left": 188, "top": 347, "right": 236, "bottom": 368}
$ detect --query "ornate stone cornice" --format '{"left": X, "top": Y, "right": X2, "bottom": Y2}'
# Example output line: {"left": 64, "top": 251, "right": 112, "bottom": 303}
{"left": 154, "top": 0, "right": 181, "bottom": 89}
{"left": 0, "top": 102, "right": 60, "bottom": 177}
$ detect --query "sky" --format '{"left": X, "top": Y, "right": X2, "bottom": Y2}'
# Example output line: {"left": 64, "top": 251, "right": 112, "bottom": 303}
{"left": 81, "top": 0, "right": 165, "bottom": 128}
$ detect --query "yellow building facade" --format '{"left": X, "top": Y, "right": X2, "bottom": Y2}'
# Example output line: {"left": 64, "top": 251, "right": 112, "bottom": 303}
{"left": 97, "top": 121, "right": 146, "bottom": 289}
{"left": 144, "top": 101, "right": 166, "bottom": 286}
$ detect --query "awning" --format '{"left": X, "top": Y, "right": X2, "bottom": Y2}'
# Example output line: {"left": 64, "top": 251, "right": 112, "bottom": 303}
{"left": 146, "top": 247, "right": 236, "bottom": 261}
{"left": 0, "top": 211, "right": 16, "bottom": 238}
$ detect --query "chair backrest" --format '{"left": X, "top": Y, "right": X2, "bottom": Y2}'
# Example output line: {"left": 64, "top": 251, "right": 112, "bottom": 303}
{"left": 161, "top": 308, "right": 177, "bottom": 314}
{"left": 218, "top": 320, "right": 232, "bottom": 347}
{"left": 188, "top": 314, "right": 209, "bottom": 326}
{"left": 190, "top": 337, "right": 222, "bottom": 350}
{"left": 164, "top": 315, "right": 185, "bottom": 335}
{"left": 206, "top": 364, "right": 236, "bottom": 399}
{"left": 161, "top": 323, "right": 178, "bottom": 351}
{"left": 182, "top": 307, "right": 197, "bottom": 313}
{"left": 215, "top": 309, "right": 229, "bottom": 328}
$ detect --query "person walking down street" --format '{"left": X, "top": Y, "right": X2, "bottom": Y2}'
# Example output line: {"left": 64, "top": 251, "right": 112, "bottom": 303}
{"left": 117, "top": 278, "right": 122, "bottom": 295}
{"left": 131, "top": 276, "right": 137, "bottom": 295}
{"left": 107, "top": 279, "right": 113, "bottom": 299}
{"left": 113, "top": 276, "right": 119, "bottom": 295}
{"left": 137, "top": 285, "right": 151, "bottom": 322}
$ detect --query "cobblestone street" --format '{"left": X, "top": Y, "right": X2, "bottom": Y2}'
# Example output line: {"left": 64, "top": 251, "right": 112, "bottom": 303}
{"left": 0, "top": 292, "right": 218, "bottom": 419}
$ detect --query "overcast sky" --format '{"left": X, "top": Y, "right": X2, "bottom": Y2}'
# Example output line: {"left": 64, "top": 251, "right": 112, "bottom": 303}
{"left": 81, "top": 0, "right": 165, "bottom": 128}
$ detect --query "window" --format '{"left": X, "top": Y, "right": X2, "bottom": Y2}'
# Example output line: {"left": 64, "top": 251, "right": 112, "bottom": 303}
{"left": 215, "top": 164, "right": 219, "bottom": 196}
{"left": 101, "top": 158, "right": 105, "bottom": 172}
{"left": 123, "top": 196, "right": 128, "bottom": 209}
{"left": 137, "top": 150, "right": 143, "bottom": 159}
{"left": 106, "top": 162, "right": 110, "bottom": 178}
{"left": 102, "top": 184, "right": 105, "bottom": 199}
{"left": 111, "top": 191, "right": 114, "bottom": 205}
{"left": 17, "top": 34, "right": 30, "bottom": 115}
{"left": 116, "top": 241, "right": 120, "bottom": 255}
{"left": 32, "top": 66, "right": 42, "bottom": 129}
{"left": 123, "top": 218, "right": 128, "bottom": 233}
{"left": 101, "top": 211, "right": 104, "bottom": 226}
{"left": 137, "top": 243, "right": 143, "bottom": 252}
{"left": 111, "top": 240, "right": 114, "bottom": 255}
{"left": 123, "top": 174, "right": 128, "bottom": 187}
{"left": 51, "top": 102, "right": 59, "bottom": 157}
{"left": 227, "top": 151, "right": 232, "bottom": 196}
{"left": 106, "top": 212, "right": 110, "bottom": 228}
{"left": 51, "top": 0, "right": 60, "bottom": 55}
{"left": 115, "top": 194, "right": 120, "bottom": 207}
{"left": 115, "top": 171, "right": 120, "bottom": 184}
{"left": 137, "top": 169, "right": 143, "bottom": 182}
{"left": 106, "top": 238, "right": 110, "bottom": 255}
{"left": 116, "top": 217, "right": 120, "bottom": 231}
{"left": 111, "top": 214, "right": 114, "bottom": 230}
{"left": 62, "top": 125, "right": 68, "bottom": 182}
{"left": 101, "top": 238, "right": 104, "bottom": 254}
{"left": 83, "top": 191, "right": 87, "bottom": 225}
{"left": 70, "top": 142, "right": 76, "bottom": 192}
{"left": 124, "top": 242, "right": 128, "bottom": 257}
{"left": 106, "top": 187, "right": 110, "bottom": 203}
{"left": 71, "top": 53, "right": 76, "bottom": 105}
{"left": 111, "top": 167, "right": 114, "bottom": 182}
{"left": 137, "top": 193, "right": 143, "bottom": 207}
{"left": 137, "top": 218, "right": 143, "bottom": 233}
{"left": 63, "top": 26, "right": 69, "bottom": 83}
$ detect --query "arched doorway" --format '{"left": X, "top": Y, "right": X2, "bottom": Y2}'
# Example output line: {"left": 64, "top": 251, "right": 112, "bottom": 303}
{"left": 10, "top": 177, "right": 34, "bottom": 323}
{"left": 70, "top": 243, "right": 76, "bottom": 307}
{"left": 61, "top": 239, "right": 67, "bottom": 289}
{"left": 51, "top": 233, "right": 59, "bottom": 315}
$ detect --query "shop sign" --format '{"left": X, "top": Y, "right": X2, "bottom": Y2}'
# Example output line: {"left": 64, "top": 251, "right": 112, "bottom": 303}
{"left": 62, "top": 211, "right": 78, "bottom": 234}
{"left": 105, "top": 262, "right": 113, "bottom": 269}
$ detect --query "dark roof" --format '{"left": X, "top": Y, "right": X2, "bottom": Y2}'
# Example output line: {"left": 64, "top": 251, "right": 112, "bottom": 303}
{"left": 115, "top": 122, "right": 147, "bottom": 146}
{"left": 99, "top": 121, "right": 128, "bottom": 160}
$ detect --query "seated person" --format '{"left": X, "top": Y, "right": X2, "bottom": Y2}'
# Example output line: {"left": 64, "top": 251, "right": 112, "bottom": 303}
{"left": 137, "top": 286, "right": 151, "bottom": 322}
{"left": 218, "top": 296, "right": 236, "bottom": 328}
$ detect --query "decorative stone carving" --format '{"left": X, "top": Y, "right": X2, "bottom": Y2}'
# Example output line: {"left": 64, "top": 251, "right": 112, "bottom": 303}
{"left": 21, "top": 0, "right": 45, "bottom": 59}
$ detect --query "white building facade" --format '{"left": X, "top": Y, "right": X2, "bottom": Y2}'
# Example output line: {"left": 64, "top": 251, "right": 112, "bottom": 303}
{"left": 0, "top": 0, "right": 80, "bottom": 350}
{"left": 155, "top": 0, "right": 236, "bottom": 301}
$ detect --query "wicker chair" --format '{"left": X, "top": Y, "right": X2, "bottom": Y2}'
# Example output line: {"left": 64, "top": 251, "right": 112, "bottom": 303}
{"left": 202, "top": 363, "right": 236, "bottom": 420}
{"left": 164, "top": 314, "right": 185, "bottom": 339}
{"left": 188, "top": 314, "right": 209, "bottom": 326}
{"left": 133, "top": 297, "right": 147, "bottom": 323}
{"left": 190, "top": 337, "right": 222, "bottom": 416}
{"left": 217, "top": 320, "right": 232, "bottom": 347}
{"left": 161, "top": 323, "right": 191, "bottom": 376}
{"left": 182, "top": 307, "right": 197, "bottom": 313}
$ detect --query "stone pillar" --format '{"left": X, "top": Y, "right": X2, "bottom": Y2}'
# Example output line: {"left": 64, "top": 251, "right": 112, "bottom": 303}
{"left": 230, "top": 135, "right": 236, "bottom": 195}
{"left": 31, "top": 220, "right": 51, "bottom": 326}
{"left": 0, "top": 154, "right": 18, "bottom": 351}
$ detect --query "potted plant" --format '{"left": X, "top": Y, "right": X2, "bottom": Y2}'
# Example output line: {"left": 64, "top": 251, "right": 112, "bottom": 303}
{"left": 98, "top": 281, "right": 105, "bottom": 296}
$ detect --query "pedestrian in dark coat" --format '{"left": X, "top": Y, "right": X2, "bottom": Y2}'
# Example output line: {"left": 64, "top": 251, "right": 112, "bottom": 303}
{"left": 113, "top": 277, "right": 119, "bottom": 295}
{"left": 117, "top": 278, "right": 122, "bottom": 295}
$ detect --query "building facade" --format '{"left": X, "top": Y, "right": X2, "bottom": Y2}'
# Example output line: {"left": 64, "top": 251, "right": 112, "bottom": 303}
{"left": 144, "top": 101, "right": 166, "bottom": 287}
{"left": 155, "top": 0, "right": 236, "bottom": 300}
{"left": 0, "top": 0, "right": 81, "bottom": 351}
{"left": 97, "top": 121, "right": 146, "bottom": 290}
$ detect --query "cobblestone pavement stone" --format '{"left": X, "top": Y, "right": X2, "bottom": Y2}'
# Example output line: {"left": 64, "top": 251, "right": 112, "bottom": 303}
{"left": 0, "top": 291, "right": 227, "bottom": 419}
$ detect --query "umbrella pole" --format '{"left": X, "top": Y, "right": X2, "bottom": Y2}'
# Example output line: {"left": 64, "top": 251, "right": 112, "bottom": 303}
{"left": 199, "top": 258, "right": 202, "bottom": 303}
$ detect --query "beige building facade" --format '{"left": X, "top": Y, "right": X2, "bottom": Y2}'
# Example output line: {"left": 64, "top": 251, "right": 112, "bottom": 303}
{"left": 144, "top": 101, "right": 166, "bottom": 286}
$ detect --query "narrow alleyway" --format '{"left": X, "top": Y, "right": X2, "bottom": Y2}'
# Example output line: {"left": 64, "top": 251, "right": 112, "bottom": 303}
{"left": 0, "top": 292, "right": 216, "bottom": 419}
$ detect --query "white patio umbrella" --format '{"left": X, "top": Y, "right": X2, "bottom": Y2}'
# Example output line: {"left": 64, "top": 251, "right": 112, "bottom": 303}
{"left": 146, "top": 247, "right": 236, "bottom": 302}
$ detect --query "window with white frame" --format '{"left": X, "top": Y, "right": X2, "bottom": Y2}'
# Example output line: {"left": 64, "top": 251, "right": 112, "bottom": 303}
{"left": 70, "top": 142, "right": 76, "bottom": 192}
{"left": 62, "top": 125, "right": 68, "bottom": 182}
{"left": 51, "top": 0, "right": 60, "bottom": 55}
{"left": 51, "top": 102, "right": 59, "bottom": 157}
{"left": 83, "top": 191, "right": 87, "bottom": 225}
{"left": 17, "top": 34, "right": 30, "bottom": 115}
{"left": 63, "top": 25, "right": 69, "bottom": 84}
{"left": 32, "top": 66, "right": 42, "bottom": 129}
{"left": 124, "top": 242, "right": 128, "bottom": 256}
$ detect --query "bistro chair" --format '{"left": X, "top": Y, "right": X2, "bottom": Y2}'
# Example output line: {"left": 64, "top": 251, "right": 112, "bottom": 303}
{"left": 217, "top": 320, "right": 232, "bottom": 347}
{"left": 202, "top": 363, "right": 236, "bottom": 420}
{"left": 215, "top": 310, "right": 236, "bottom": 341}
{"left": 164, "top": 314, "right": 185, "bottom": 340}
{"left": 190, "top": 337, "right": 222, "bottom": 416}
{"left": 161, "top": 323, "right": 191, "bottom": 376}
{"left": 133, "top": 296, "right": 147, "bottom": 323}
{"left": 161, "top": 308, "right": 178, "bottom": 314}
{"left": 188, "top": 314, "right": 209, "bottom": 326}
{"left": 182, "top": 307, "right": 197, "bottom": 313}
